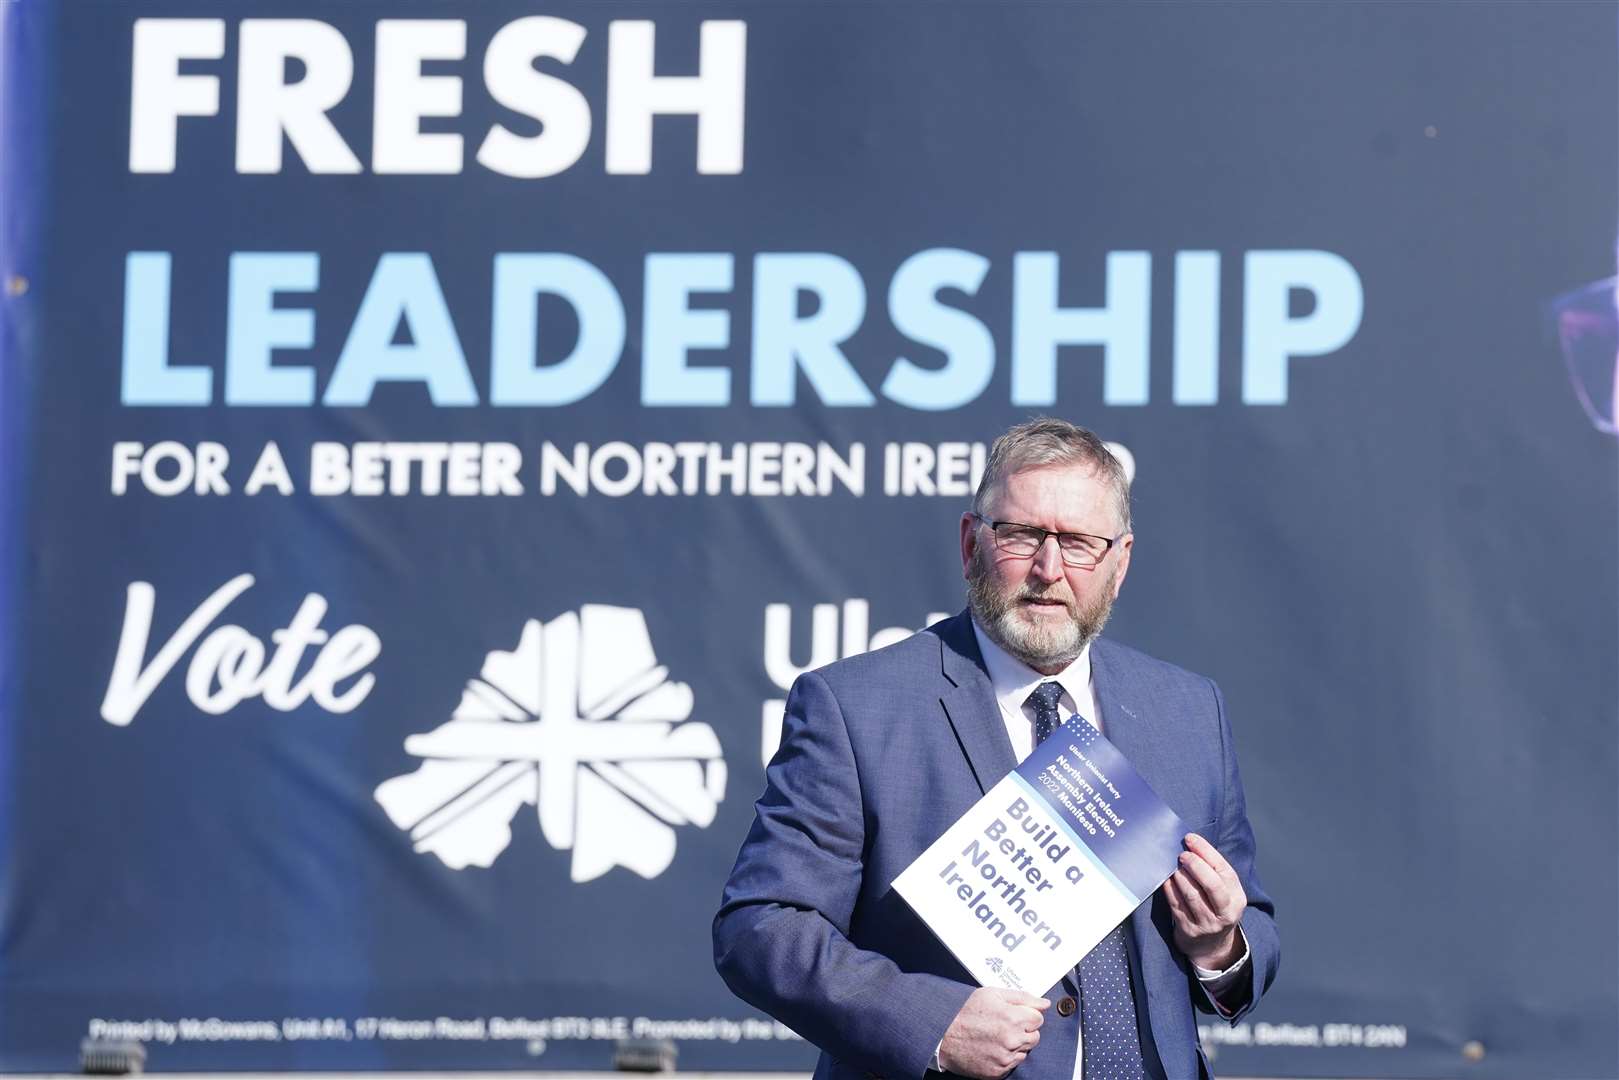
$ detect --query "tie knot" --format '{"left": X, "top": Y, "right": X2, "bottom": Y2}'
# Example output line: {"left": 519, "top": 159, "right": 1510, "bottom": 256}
{"left": 1026, "top": 681, "right": 1064, "bottom": 713}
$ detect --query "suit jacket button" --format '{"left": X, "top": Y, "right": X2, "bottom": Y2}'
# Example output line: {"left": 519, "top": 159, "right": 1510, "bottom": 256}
{"left": 1056, "top": 995, "right": 1077, "bottom": 1017}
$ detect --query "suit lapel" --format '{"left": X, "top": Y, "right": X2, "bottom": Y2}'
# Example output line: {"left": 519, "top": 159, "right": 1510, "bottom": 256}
{"left": 934, "top": 613, "right": 1015, "bottom": 796}
{"left": 1090, "top": 639, "right": 1181, "bottom": 803}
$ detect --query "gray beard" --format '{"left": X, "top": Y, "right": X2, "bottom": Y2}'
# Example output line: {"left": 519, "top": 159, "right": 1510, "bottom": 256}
{"left": 965, "top": 545, "right": 1117, "bottom": 673}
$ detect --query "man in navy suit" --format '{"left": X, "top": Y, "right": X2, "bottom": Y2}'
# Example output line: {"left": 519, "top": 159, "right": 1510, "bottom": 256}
{"left": 714, "top": 419, "right": 1278, "bottom": 1080}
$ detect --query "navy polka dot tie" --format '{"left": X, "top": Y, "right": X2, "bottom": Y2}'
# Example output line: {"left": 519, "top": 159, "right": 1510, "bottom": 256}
{"left": 1028, "top": 680, "right": 1064, "bottom": 746}
{"left": 1025, "top": 682, "right": 1147, "bottom": 1080}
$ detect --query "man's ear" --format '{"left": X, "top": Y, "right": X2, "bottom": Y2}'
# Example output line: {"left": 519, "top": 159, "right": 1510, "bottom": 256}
{"left": 959, "top": 513, "right": 979, "bottom": 579}
{"left": 1111, "top": 533, "right": 1133, "bottom": 598}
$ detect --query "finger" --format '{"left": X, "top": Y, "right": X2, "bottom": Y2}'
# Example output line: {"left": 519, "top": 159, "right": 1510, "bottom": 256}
{"left": 1169, "top": 869, "right": 1217, "bottom": 925}
{"left": 1177, "top": 849, "right": 1230, "bottom": 904}
{"left": 1002, "top": 991, "right": 1050, "bottom": 1009}
{"left": 995, "top": 1049, "right": 1026, "bottom": 1074}
{"left": 1166, "top": 873, "right": 1214, "bottom": 934}
{"left": 1162, "top": 872, "right": 1189, "bottom": 919}
{"left": 1165, "top": 874, "right": 1218, "bottom": 939}
{"left": 1013, "top": 1006, "right": 1046, "bottom": 1030}
{"left": 1184, "top": 832, "right": 1235, "bottom": 876}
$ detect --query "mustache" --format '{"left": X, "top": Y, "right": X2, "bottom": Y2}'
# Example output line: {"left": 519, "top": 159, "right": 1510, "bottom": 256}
{"left": 1016, "top": 587, "right": 1074, "bottom": 605}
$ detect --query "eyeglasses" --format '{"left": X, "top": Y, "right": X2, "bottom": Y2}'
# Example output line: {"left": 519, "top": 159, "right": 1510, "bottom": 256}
{"left": 970, "top": 512, "right": 1121, "bottom": 569}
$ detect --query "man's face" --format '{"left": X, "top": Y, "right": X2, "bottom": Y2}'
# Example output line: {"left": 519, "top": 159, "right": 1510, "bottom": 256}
{"left": 960, "top": 464, "right": 1133, "bottom": 675}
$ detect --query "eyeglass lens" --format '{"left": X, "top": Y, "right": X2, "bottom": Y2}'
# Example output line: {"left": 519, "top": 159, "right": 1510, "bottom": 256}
{"left": 992, "top": 524, "right": 1106, "bottom": 566}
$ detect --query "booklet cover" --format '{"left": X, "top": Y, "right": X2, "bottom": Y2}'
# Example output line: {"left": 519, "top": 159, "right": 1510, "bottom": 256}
{"left": 892, "top": 714, "right": 1188, "bottom": 994}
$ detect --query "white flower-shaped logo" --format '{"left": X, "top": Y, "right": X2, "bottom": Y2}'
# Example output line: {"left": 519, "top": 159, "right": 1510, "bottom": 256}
{"left": 374, "top": 606, "right": 726, "bottom": 882}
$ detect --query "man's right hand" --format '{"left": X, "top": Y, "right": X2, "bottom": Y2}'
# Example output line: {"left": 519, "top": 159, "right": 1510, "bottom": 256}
{"left": 937, "top": 987, "right": 1050, "bottom": 1079}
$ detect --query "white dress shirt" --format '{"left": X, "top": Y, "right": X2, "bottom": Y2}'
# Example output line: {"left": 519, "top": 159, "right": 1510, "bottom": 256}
{"left": 925, "top": 620, "right": 1249, "bottom": 1080}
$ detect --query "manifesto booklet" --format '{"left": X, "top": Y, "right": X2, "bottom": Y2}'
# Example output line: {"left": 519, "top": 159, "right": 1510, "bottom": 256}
{"left": 893, "top": 715, "right": 1187, "bottom": 993}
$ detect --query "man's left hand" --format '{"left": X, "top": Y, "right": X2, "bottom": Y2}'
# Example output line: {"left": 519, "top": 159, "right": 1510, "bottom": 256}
{"left": 1164, "top": 832, "right": 1246, "bottom": 971}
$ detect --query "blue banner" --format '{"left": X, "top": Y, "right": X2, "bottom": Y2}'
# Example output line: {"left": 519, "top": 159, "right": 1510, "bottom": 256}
{"left": 0, "top": 3, "right": 1615, "bottom": 1078}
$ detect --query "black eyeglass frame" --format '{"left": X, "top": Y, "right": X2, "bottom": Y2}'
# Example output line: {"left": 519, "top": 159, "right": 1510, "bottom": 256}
{"left": 968, "top": 512, "right": 1124, "bottom": 568}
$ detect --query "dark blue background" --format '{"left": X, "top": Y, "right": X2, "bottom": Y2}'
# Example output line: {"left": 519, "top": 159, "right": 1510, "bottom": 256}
{"left": 1, "top": 3, "right": 1615, "bottom": 1077}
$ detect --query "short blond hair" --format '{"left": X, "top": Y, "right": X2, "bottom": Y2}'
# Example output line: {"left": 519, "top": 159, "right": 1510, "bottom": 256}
{"left": 972, "top": 418, "right": 1131, "bottom": 533}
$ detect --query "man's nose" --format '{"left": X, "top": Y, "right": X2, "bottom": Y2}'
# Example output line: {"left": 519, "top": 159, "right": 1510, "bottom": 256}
{"left": 1028, "top": 535, "right": 1065, "bottom": 582}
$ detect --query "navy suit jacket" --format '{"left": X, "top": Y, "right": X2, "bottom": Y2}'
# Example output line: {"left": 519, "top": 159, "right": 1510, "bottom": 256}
{"left": 714, "top": 612, "right": 1278, "bottom": 1080}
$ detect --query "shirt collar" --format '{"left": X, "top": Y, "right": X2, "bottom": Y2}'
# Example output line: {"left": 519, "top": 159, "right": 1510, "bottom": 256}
{"left": 969, "top": 616, "right": 1093, "bottom": 720}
